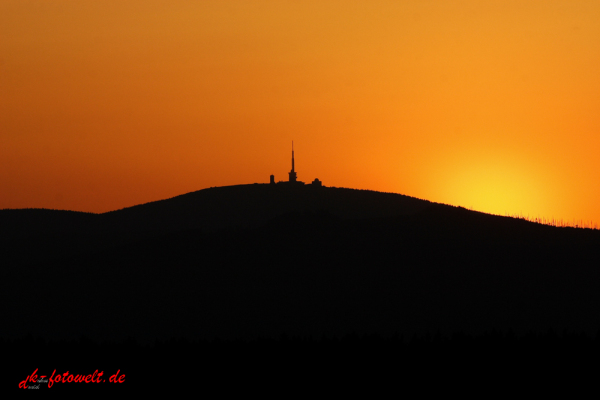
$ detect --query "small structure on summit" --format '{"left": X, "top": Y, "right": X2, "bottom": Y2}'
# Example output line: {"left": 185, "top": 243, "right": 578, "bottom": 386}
{"left": 288, "top": 141, "right": 298, "bottom": 183}
{"left": 270, "top": 142, "right": 323, "bottom": 186}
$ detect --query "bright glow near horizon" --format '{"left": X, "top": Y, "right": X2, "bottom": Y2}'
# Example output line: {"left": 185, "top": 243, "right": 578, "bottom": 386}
{"left": 1, "top": 1, "right": 600, "bottom": 226}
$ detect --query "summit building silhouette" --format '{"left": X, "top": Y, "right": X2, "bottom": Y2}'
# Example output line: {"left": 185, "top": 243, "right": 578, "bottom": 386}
{"left": 270, "top": 142, "right": 322, "bottom": 186}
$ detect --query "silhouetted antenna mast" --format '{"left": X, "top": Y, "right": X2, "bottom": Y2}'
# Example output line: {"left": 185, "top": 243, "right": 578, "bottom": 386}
{"left": 288, "top": 140, "right": 298, "bottom": 183}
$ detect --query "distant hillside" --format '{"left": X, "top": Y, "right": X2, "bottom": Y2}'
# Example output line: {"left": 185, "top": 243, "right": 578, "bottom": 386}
{"left": 103, "top": 184, "right": 432, "bottom": 234}
{"left": 0, "top": 185, "right": 432, "bottom": 265}
{"left": 2, "top": 184, "right": 600, "bottom": 343}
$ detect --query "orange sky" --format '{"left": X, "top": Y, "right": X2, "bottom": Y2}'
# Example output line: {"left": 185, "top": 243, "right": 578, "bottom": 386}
{"left": 1, "top": 1, "right": 599, "bottom": 225}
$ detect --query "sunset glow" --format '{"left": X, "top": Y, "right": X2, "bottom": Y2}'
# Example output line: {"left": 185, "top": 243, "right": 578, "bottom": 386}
{"left": 1, "top": 1, "right": 599, "bottom": 225}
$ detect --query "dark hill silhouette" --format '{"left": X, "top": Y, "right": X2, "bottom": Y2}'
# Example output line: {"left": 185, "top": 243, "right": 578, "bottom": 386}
{"left": 2, "top": 184, "right": 600, "bottom": 344}
{"left": 1, "top": 185, "right": 430, "bottom": 265}
{"left": 102, "top": 184, "right": 431, "bottom": 237}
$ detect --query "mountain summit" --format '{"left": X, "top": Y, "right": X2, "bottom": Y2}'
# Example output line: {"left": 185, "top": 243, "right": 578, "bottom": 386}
{"left": 2, "top": 184, "right": 600, "bottom": 343}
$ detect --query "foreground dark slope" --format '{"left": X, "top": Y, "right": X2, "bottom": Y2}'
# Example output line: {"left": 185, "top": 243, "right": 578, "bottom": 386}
{"left": 2, "top": 184, "right": 600, "bottom": 342}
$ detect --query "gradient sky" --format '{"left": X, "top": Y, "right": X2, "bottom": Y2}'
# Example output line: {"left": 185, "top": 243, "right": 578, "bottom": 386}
{"left": 1, "top": 1, "right": 599, "bottom": 225}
